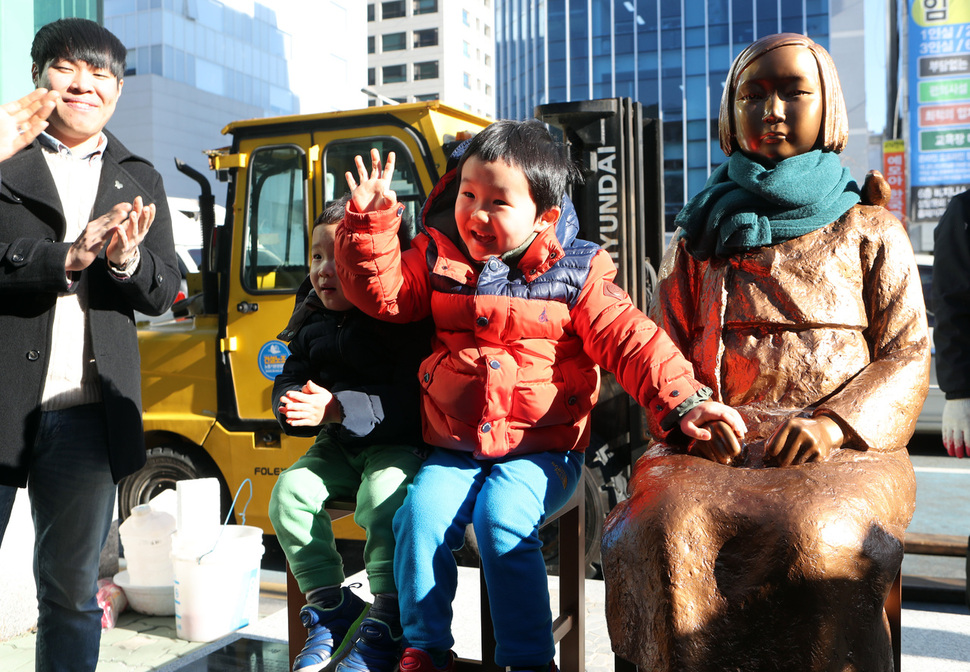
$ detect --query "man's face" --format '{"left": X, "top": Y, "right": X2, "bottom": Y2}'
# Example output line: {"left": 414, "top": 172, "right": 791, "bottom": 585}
{"left": 34, "top": 58, "right": 122, "bottom": 150}
{"left": 455, "top": 155, "right": 558, "bottom": 262}
{"left": 732, "top": 45, "right": 823, "bottom": 164}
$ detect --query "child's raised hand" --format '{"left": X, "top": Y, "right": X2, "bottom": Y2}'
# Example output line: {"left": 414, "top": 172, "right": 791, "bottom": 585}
{"left": 345, "top": 148, "right": 397, "bottom": 213}
{"left": 679, "top": 401, "right": 747, "bottom": 465}
{"left": 278, "top": 380, "right": 341, "bottom": 427}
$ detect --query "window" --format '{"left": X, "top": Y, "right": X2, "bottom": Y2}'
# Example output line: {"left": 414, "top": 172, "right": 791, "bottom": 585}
{"left": 382, "top": 0, "right": 406, "bottom": 18}
{"left": 125, "top": 48, "right": 137, "bottom": 76}
{"left": 463, "top": 72, "right": 471, "bottom": 89}
{"left": 413, "top": 28, "right": 438, "bottom": 48}
{"left": 367, "top": 4, "right": 375, "bottom": 20}
{"left": 414, "top": 60, "right": 439, "bottom": 80}
{"left": 367, "top": 36, "right": 375, "bottom": 54}
{"left": 383, "top": 64, "right": 407, "bottom": 83}
{"left": 484, "top": 24, "right": 491, "bottom": 37}
{"left": 463, "top": 41, "right": 470, "bottom": 57}
{"left": 368, "top": 67, "right": 376, "bottom": 86}
{"left": 324, "top": 138, "right": 426, "bottom": 236}
{"left": 415, "top": 92, "right": 438, "bottom": 101}
{"left": 413, "top": 0, "right": 437, "bottom": 14}
{"left": 243, "top": 146, "right": 308, "bottom": 292}
{"left": 462, "top": 9, "right": 470, "bottom": 25}
{"left": 484, "top": 54, "right": 491, "bottom": 66}
{"left": 382, "top": 32, "right": 407, "bottom": 51}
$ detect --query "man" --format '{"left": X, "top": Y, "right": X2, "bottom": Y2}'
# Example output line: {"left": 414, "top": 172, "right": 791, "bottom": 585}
{"left": 933, "top": 188, "right": 970, "bottom": 458}
{"left": 0, "top": 18, "right": 179, "bottom": 671}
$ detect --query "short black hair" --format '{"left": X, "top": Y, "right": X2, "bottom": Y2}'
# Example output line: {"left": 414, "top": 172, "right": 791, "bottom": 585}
{"left": 457, "top": 119, "right": 581, "bottom": 215}
{"left": 31, "top": 18, "right": 127, "bottom": 82}
{"left": 313, "top": 193, "right": 351, "bottom": 231}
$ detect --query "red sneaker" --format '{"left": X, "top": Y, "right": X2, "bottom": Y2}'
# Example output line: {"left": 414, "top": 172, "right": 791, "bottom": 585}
{"left": 398, "top": 647, "right": 455, "bottom": 672}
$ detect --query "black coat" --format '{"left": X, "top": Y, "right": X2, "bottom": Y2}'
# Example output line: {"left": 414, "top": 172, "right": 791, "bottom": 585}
{"left": 0, "top": 132, "right": 180, "bottom": 487}
{"left": 273, "top": 277, "right": 430, "bottom": 448}
{"left": 933, "top": 189, "right": 970, "bottom": 399}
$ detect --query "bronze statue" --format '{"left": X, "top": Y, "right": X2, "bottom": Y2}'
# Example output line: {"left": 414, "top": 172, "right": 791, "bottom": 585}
{"left": 602, "top": 33, "right": 929, "bottom": 671}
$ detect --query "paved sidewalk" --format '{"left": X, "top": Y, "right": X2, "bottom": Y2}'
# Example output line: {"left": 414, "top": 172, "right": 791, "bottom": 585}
{"left": 1, "top": 567, "right": 969, "bottom": 671}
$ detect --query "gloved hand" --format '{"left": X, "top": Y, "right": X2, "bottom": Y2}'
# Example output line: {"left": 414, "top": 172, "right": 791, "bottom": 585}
{"left": 942, "top": 398, "right": 970, "bottom": 458}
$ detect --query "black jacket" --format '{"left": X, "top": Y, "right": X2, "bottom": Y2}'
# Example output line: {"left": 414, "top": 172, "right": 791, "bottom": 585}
{"left": 933, "top": 189, "right": 970, "bottom": 398}
{"left": 0, "top": 132, "right": 180, "bottom": 487}
{"left": 273, "top": 277, "right": 430, "bottom": 448}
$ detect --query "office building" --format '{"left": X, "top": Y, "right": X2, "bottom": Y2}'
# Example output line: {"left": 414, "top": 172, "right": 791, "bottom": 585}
{"left": 0, "top": 0, "right": 101, "bottom": 101}
{"left": 101, "top": 0, "right": 303, "bottom": 203}
{"left": 495, "top": 1, "right": 872, "bottom": 230}
{"left": 367, "top": 0, "right": 496, "bottom": 118}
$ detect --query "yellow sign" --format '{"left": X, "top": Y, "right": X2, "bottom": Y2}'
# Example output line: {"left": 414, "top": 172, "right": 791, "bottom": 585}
{"left": 912, "top": 0, "right": 970, "bottom": 27}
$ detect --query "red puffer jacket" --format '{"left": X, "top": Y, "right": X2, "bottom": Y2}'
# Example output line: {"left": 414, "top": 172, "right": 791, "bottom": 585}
{"left": 336, "top": 173, "right": 706, "bottom": 459}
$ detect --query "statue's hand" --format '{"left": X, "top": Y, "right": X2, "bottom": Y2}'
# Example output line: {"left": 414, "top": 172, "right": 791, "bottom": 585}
{"left": 861, "top": 169, "right": 891, "bottom": 208}
{"left": 765, "top": 416, "right": 844, "bottom": 466}
{"left": 689, "top": 420, "right": 745, "bottom": 465}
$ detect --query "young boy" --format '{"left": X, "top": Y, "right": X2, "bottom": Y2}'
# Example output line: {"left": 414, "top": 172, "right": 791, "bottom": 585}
{"left": 336, "top": 121, "right": 746, "bottom": 672}
{"left": 269, "top": 195, "right": 431, "bottom": 672}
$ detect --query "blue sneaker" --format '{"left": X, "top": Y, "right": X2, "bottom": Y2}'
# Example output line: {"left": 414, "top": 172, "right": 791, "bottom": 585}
{"left": 332, "top": 616, "right": 403, "bottom": 672}
{"left": 293, "top": 586, "right": 370, "bottom": 672}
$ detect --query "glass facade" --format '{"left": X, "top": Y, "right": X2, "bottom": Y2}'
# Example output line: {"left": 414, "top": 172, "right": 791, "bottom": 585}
{"left": 34, "top": 0, "right": 101, "bottom": 32}
{"left": 495, "top": 0, "right": 830, "bottom": 228}
{"left": 104, "top": 0, "right": 297, "bottom": 116}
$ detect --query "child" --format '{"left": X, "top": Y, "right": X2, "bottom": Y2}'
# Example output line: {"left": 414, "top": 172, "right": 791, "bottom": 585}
{"left": 336, "top": 121, "right": 746, "bottom": 672}
{"left": 269, "top": 194, "right": 431, "bottom": 672}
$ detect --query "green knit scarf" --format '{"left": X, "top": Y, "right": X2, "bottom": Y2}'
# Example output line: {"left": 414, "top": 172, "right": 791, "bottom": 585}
{"left": 675, "top": 149, "right": 861, "bottom": 260}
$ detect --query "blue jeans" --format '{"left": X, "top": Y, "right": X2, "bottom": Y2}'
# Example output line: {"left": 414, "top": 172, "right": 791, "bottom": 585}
{"left": 25, "top": 404, "right": 116, "bottom": 672}
{"left": 393, "top": 448, "right": 583, "bottom": 668}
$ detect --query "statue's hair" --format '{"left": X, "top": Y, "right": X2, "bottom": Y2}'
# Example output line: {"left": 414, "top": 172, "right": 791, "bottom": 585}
{"left": 718, "top": 33, "right": 848, "bottom": 156}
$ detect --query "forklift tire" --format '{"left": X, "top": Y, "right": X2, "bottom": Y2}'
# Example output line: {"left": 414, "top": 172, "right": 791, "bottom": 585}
{"left": 117, "top": 445, "right": 230, "bottom": 523}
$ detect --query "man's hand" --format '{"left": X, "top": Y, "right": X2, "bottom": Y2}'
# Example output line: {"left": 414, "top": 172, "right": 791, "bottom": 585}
{"left": 105, "top": 195, "right": 155, "bottom": 268}
{"left": 942, "top": 398, "right": 970, "bottom": 458}
{"left": 765, "top": 416, "right": 844, "bottom": 466}
{"left": 0, "top": 89, "right": 58, "bottom": 162}
{"left": 345, "top": 148, "right": 397, "bottom": 213}
{"left": 65, "top": 203, "right": 133, "bottom": 272}
{"left": 278, "top": 381, "right": 341, "bottom": 427}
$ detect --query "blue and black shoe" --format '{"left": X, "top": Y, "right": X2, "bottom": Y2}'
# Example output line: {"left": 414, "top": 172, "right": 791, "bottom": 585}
{"left": 332, "top": 616, "right": 403, "bottom": 672}
{"left": 293, "top": 586, "right": 370, "bottom": 672}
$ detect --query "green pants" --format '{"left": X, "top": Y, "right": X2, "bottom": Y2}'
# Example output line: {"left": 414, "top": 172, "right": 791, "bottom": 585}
{"left": 269, "top": 435, "right": 425, "bottom": 595}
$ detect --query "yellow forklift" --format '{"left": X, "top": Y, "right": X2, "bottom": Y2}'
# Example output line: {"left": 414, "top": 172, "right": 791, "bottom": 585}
{"left": 125, "top": 98, "right": 665, "bottom": 576}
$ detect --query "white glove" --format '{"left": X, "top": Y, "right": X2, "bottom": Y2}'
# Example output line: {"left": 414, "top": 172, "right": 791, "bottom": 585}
{"left": 941, "top": 398, "right": 970, "bottom": 458}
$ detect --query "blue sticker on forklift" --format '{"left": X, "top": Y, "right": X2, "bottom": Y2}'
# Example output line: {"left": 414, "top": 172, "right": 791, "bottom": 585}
{"left": 258, "top": 340, "right": 290, "bottom": 380}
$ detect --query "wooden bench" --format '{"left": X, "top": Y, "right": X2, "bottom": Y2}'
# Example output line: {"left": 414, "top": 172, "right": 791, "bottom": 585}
{"left": 902, "top": 532, "right": 970, "bottom": 609}
{"left": 286, "top": 487, "right": 586, "bottom": 672}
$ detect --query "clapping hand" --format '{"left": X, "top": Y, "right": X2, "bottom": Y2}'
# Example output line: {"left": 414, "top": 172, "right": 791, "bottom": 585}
{"left": 0, "top": 89, "right": 58, "bottom": 162}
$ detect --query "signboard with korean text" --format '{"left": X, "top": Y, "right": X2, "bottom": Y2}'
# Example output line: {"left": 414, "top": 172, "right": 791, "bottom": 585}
{"left": 883, "top": 140, "right": 908, "bottom": 226}
{"left": 908, "top": 1, "right": 970, "bottom": 223}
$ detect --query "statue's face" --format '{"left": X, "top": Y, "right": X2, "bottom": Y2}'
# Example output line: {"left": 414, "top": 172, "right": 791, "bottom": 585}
{"left": 733, "top": 45, "right": 823, "bottom": 164}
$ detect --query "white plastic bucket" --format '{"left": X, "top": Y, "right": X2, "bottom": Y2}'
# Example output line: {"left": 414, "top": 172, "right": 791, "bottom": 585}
{"left": 171, "top": 525, "right": 265, "bottom": 642}
{"left": 119, "top": 504, "right": 176, "bottom": 586}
